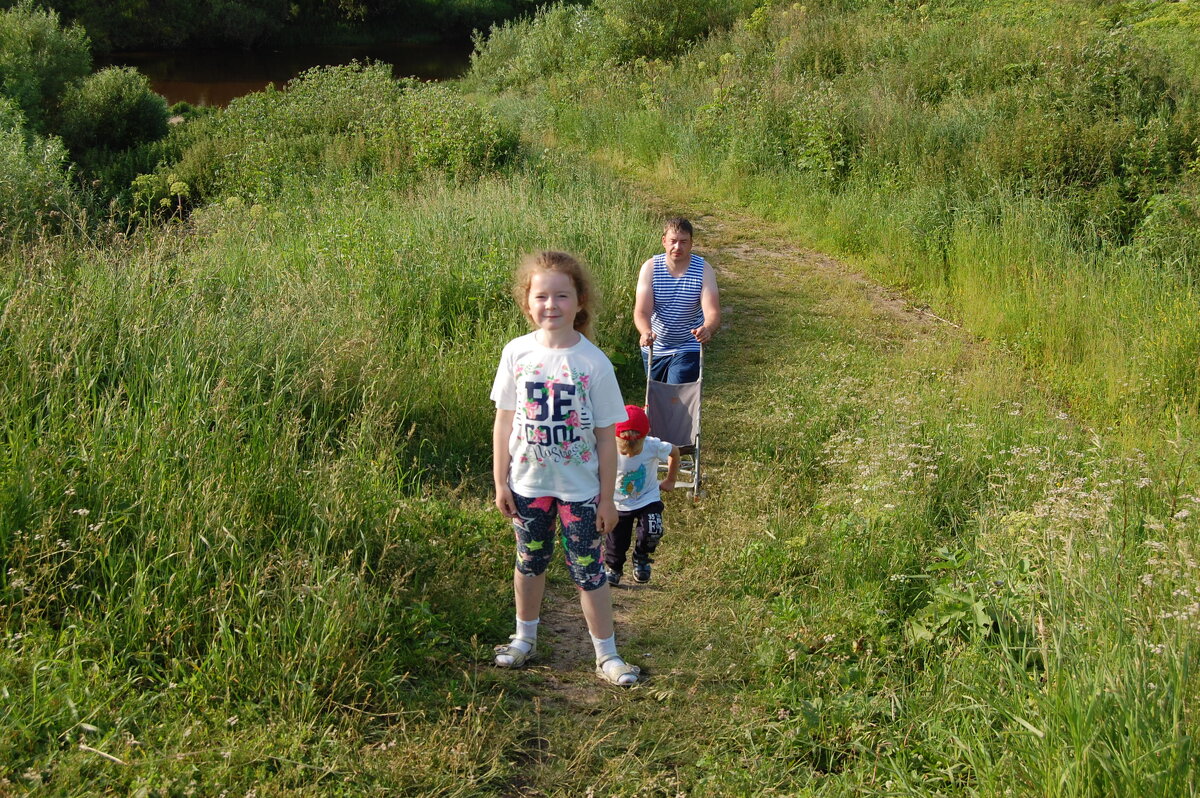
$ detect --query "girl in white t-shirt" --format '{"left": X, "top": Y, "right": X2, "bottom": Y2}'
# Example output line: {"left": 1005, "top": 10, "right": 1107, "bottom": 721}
{"left": 489, "top": 251, "right": 639, "bottom": 686}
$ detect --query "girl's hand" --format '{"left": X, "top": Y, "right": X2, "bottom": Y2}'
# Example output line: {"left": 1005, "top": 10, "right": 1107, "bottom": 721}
{"left": 596, "top": 499, "right": 618, "bottom": 535}
{"left": 659, "top": 477, "right": 675, "bottom": 492}
{"left": 495, "top": 485, "right": 518, "bottom": 518}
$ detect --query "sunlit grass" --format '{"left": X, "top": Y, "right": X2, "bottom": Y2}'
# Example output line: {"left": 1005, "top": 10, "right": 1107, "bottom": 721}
{"left": 469, "top": 0, "right": 1200, "bottom": 428}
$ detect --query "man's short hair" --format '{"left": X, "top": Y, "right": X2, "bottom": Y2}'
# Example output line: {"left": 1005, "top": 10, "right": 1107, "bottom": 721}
{"left": 663, "top": 217, "right": 693, "bottom": 238}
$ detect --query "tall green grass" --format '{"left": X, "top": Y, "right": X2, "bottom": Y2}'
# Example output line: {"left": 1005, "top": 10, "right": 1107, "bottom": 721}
{"left": 699, "top": 288, "right": 1199, "bottom": 794}
{"left": 0, "top": 146, "right": 658, "bottom": 789}
{"left": 3, "top": 0, "right": 1199, "bottom": 790}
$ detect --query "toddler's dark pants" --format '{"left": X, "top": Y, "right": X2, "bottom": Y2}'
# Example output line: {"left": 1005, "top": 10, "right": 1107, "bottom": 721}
{"left": 604, "top": 500, "right": 665, "bottom": 573}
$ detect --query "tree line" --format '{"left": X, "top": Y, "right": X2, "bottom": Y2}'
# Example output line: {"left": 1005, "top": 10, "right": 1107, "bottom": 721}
{"left": 0, "top": 0, "right": 546, "bottom": 51}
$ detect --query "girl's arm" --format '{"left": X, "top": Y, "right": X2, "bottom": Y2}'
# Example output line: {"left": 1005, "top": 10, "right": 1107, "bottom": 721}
{"left": 493, "top": 409, "right": 517, "bottom": 518}
{"left": 594, "top": 425, "right": 618, "bottom": 534}
{"left": 660, "top": 445, "right": 682, "bottom": 491}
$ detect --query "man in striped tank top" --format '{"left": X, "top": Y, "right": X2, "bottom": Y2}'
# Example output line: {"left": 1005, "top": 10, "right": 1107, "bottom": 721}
{"left": 634, "top": 217, "right": 721, "bottom": 383}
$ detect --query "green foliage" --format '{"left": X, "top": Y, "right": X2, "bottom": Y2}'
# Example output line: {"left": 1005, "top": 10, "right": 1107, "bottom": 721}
{"left": 471, "top": 0, "right": 1200, "bottom": 417}
{"left": 468, "top": 0, "right": 755, "bottom": 91}
{"left": 701, "top": 83, "right": 851, "bottom": 179}
{"left": 714, "top": 294, "right": 1200, "bottom": 794}
{"left": 16, "top": 0, "right": 547, "bottom": 51}
{"left": 470, "top": 4, "right": 606, "bottom": 91}
{"left": 163, "top": 61, "right": 518, "bottom": 206}
{"left": 0, "top": 1, "right": 90, "bottom": 133}
{"left": 1131, "top": 174, "right": 1200, "bottom": 269}
{"left": 594, "top": 0, "right": 752, "bottom": 62}
{"left": 0, "top": 155, "right": 654, "bottom": 789}
{"left": 57, "top": 66, "right": 169, "bottom": 155}
{"left": 0, "top": 97, "right": 79, "bottom": 240}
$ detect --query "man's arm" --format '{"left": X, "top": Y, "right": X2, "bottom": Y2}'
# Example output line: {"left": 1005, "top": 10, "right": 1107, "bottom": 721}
{"left": 634, "top": 258, "right": 656, "bottom": 348}
{"left": 692, "top": 261, "right": 721, "bottom": 344}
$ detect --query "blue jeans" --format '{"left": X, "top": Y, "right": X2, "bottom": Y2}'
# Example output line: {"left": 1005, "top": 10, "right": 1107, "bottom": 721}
{"left": 642, "top": 348, "right": 700, "bottom": 384}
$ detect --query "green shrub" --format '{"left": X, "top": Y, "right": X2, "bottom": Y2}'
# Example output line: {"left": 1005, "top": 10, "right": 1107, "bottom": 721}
{"left": 393, "top": 79, "right": 519, "bottom": 174}
{"left": 1129, "top": 174, "right": 1200, "bottom": 270}
{"left": 0, "top": 1, "right": 90, "bottom": 133}
{"left": 469, "top": 4, "right": 607, "bottom": 91}
{"left": 701, "top": 83, "right": 851, "bottom": 179}
{"left": 593, "top": 0, "right": 750, "bottom": 62}
{"left": 468, "top": 0, "right": 755, "bottom": 90}
{"left": 164, "top": 62, "right": 517, "bottom": 206}
{"left": 57, "top": 66, "right": 169, "bottom": 155}
{"left": 0, "top": 97, "right": 78, "bottom": 240}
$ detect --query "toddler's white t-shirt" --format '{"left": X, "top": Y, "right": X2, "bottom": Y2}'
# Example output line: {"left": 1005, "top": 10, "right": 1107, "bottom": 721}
{"left": 614, "top": 436, "right": 674, "bottom": 512}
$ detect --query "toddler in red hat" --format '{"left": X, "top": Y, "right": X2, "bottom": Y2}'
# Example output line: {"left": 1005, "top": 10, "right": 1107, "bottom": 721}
{"left": 605, "top": 405, "right": 680, "bottom": 585}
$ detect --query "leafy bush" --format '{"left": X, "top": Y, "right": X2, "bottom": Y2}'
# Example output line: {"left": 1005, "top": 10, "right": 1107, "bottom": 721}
{"left": 57, "top": 66, "right": 169, "bottom": 155}
{"left": 469, "top": 4, "right": 606, "bottom": 91}
{"left": 0, "top": 1, "right": 90, "bottom": 133}
{"left": 468, "top": 0, "right": 754, "bottom": 90}
{"left": 593, "top": 0, "right": 751, "bottom": 62}
{"left": 393, "top": 79, "right": 520, "bottom": 174}
{"left": 1130, "top": 174, "right": 1200, "bottom": 270}
{"left": 0, "top": 97, "right": 79, "bottom": 240}
{"left": 164, "top": 62, "right": 518, "bottom": 206}
{"left": 699, "top": 83, "right": 851, "bottom": 179}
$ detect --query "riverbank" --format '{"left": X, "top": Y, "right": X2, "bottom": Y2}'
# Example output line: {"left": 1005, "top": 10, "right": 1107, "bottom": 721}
{"left": 97, "top": 40, "right": 473, "bottom": 107}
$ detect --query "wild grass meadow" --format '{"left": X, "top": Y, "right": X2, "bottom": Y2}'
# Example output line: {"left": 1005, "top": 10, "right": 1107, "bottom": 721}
{"left": 1, "top": 0, "right": 1198, "bottom": 794}
{"left": 469, "top": 0, "right": 1200, "bottom": 427}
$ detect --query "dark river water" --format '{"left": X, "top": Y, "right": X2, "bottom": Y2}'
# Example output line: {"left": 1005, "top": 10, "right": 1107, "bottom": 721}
{"left": 99, "top": 41, "right": 473, "bottom": 107}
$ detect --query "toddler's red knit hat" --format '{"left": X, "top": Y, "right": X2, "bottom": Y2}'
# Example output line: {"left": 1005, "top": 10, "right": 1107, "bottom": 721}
{"left": 616, "top": 404, "right": 650, "bottom": 439}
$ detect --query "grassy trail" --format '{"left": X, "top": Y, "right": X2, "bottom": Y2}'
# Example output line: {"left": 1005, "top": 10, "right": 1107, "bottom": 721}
{"left": 476, "top": 167, "right": 973, "bottom": 794}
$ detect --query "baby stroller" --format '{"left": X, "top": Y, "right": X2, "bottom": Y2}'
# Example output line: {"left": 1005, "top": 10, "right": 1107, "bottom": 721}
{"left": 644, "top": 345, "right": 704, "bottom": 500}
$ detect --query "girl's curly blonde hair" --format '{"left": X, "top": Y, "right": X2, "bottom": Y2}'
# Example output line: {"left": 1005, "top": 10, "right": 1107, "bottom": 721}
{"left": 513, "top": 251, "right": 598, "bottom": 339}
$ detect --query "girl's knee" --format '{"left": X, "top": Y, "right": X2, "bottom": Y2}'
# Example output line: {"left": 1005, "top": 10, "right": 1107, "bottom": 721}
{"left": 515, "top": 550, "right": 552, "bottom": 577}
{"left": 568, "top": 557, "right": 605, "bottom": 590}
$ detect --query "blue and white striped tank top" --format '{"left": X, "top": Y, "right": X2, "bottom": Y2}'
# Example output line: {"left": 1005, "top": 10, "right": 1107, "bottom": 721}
{"left": 646, "top": 253, "right": 706, "bottom": 357}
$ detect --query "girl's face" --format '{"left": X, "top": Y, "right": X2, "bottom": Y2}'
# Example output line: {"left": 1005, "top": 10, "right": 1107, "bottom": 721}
{"left": 527, "top": 270, "right": 580, "bottom": 335}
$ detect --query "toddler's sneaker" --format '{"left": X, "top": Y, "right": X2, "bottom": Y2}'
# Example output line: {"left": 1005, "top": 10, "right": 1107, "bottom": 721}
{"left": 633, "top": 558, "right": 652, "bottom": 584}
{"left": 603, "top": 565, "right": 621, "bottom": 587}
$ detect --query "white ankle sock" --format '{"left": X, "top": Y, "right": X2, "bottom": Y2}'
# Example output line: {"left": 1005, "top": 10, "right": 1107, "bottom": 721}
{"left": 590, "top": 633, "right": 618, "bottom": 662}
{"left": 515, "top": 617, "right": 539, "bottom": 647}
{"left": 591, "top": 634, "right": 637, "bottom": 685}
{"left": 496, "top": 616, "right": 538, "bottom": 666}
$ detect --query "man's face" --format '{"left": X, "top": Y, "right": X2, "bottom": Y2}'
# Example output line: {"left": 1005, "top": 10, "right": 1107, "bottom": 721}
{"left": 663, "top": 230, "right": 693, "bottom": 264}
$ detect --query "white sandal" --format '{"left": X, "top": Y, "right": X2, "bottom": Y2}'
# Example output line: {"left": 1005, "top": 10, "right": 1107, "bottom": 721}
{"left": 595, "top": 653, "right": 640, "bottom": 686}
{"left": 493, "top": 635, "right": 535, "bottom": 668}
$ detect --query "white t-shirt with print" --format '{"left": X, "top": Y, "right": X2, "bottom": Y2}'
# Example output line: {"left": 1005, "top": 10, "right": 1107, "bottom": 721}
{"left": 491, "top": 332, "right": 627, "bottom": 502}
{"left": 615, "top": 436, "right": 675, "bottom": 512}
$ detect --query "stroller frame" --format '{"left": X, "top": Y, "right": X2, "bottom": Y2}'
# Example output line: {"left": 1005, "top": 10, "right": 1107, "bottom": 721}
{"left": 644, "top": 344, "right": 704, "bottom": 500}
